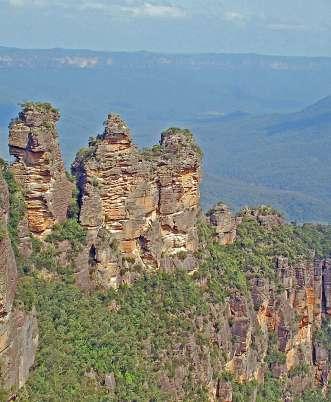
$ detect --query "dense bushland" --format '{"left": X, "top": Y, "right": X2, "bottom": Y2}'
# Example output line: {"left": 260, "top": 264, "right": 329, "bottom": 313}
{"left": 13, "top": 214, "right": 331, "bottom": 401}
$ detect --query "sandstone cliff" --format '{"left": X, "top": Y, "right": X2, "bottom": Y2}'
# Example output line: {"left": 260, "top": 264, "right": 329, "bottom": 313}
{"left": 207, "top": 203, "right": 242, "bottom": 245}
{"left": 9, "top": 102, "right": 72, "bottom": 235}
{"left": 72, "top": 114, "right": 201, "bottom": 288}
{"left": 2, "top": 104, "right": 330, "bottom": 401}
{"left": 0, "top": 170, "right": 38, "bottom": 393}
{"left": 202, "top": 206, "right": 331, "bottom": 400}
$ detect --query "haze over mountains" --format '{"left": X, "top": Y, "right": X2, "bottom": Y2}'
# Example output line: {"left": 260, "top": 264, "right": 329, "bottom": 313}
{"left": 0, "top": 47, "right": 331, "bottom": 222}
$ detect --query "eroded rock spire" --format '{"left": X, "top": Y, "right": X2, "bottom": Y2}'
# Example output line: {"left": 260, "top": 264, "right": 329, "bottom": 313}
{"left": 9, "top": 102, "right": 72, "bottom": 235}
{"left": 72, "top": 115, "right": 202, "bottom": 287}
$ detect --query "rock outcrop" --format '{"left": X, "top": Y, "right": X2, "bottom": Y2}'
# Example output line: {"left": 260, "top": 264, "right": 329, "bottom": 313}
{"left": 9, "top": 102, "right": 72, "bottom": 235}
{"left": 72, "top": 114, "right": 201, "bottom": 287}
{"left": 249, "top": 256, "right": 330, "bottom": 385}
{"left": 207, "top": 204, "right": 285, "bottom": 246}
{"left": 203, "top": 206, "right": 331, "bottom": 398}
{"left": 2, "top": 103, "right": 329, "bottom": 400}
{"left": 207, "top": 203, "right": 242, "bottom": 245}
{"left": 0, "top": 171, "right": 38, "bottom": 392}
{"left": 240, "top": 205, "right": 285, "bottom": 227}
{"left": 159, "top": 256, "right": 330, "bottom": 401}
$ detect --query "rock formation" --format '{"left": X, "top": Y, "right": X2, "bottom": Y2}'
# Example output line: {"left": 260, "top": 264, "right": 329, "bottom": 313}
{"left": 9, "top": 102, "right": 72, "bottom": 235}
{"left": 203, "top": 206, "right": 331, "bottom": 398}
{"left": 207, "top": 204, "right": 285, "bottom": 245}
{"left": 1, "top": 104, "right": 330, "bottom": 399}
{"left": 72, "top": 114, "right": 201, "bottom": 287}
{"left": 152, "top": 249, "right": 331, "bottom": 400}
{"left": 207, "top": 203, "right": 242, "bottom": 245}
{"left": 0, "top": 171, "right": 38, "bottom": 393}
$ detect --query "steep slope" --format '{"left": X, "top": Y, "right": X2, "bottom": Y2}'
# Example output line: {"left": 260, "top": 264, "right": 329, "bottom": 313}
{"left": 0, "top": 166, "right": 38, "bottom": 394}
{"left": 14, "top": 207, "right": 331, "bottom": 401}
{"left": 0, "top": 104, "right": 330, "bottom": 401}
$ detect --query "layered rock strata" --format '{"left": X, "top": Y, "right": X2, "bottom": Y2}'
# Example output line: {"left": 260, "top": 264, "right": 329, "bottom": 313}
{"left": 0, "top": 172, "right": 38, "bottom": 392}
{"left": 203, "top": 206, "right": 331, "bottom": 399}
{"left": 73, "top": 114, "right": 201, "bottom": 286}
{"left": 9, "top": 103, "right": 72, "bottom": 235}
{"left": 155, "top": 249, "right": 331, "bottom": 401}
{"left": 3, "top": 104, "right": 329, "bottom": 399}
{"left": 162, "top": 257, "right": 331, "bottom": 401}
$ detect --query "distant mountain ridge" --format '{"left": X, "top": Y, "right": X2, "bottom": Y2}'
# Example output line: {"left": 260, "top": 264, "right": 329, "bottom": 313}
{"left": 196, "top": 95, "right": 331, "bottom": 222}
{"left": 1, "top": 46, "right": 331, "bottom": 71}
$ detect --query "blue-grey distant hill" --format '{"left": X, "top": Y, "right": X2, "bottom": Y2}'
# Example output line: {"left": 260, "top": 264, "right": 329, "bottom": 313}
{"left": 0, "top": 47, "right": 330, "bottom": 222}
{"left": 194, "top": 96, "right": 331, "bottom": 222}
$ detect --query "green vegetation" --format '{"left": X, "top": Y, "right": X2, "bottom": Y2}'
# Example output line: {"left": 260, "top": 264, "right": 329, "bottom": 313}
{"left": 19, "top": 101, "right": 59, "bottom": 115}
{"left": 162, "top": 127, "right": 203, "bottom": 158}
{"left": 240, "top": 204, "right": 284, "bottom": 218}
{"left": 0, "top": 363, "right": 9, "bottom": 402}
{"left": 1, "top": 162, "right": 25, "bottom": 256}
{"left": 195, "top": 214, "right": 331, "bottom": 304}
{"left": 74, "top": 146, "right": 96, "bottom": 163}
{"left": 165, "top": 127, "right": 194, "bottom": 140}
{"left": 88, "top": 136, "right": 99, "bottom": 147}
{"left": 255, "top": 376, "right": 283, "bottom": 402}
{"left": 315, "top": 318, "right": 331, "bottom": 361}
{"left": 16, "top": 269, "right": 209, "bottom": 401}
{"left": 140, "top": 143, "right": 163, "bottom": 158}
{"left": 221, "top": 372, "right": 283, "bottom": 402}
{"left": 297, "top": 389, "right": 330, "bottom": 402}
{"left": 236, "top": 216, "right": 331, "bottom": 263}
{"left": 0, "top": 222, "right": 6, "bottom": 241}
{"left": 46, "top": 218, "right": 86, "bottom": 252}
{"left": 66, "top": 175, "right": 80, "bottom": 219}
{"left": 12, "top": 211, "right": 331, "bottom": 401}
{"left": 288, "top": 363, "right": 310, "bottom": 378}
{"left": 91, "top": 176, "right": 99, "bottom": 188}
{"left": 266, "top": 349, "right": 286, "bottom": 366}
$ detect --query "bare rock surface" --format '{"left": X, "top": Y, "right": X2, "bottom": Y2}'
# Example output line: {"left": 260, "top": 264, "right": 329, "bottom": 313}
{"left": 73, "top": 114, "right": 202, "bottom": 287}
{"left": 207, "top": 203, "right": 242, "bottom": 245}
{"left": 9, "top": 102, "right": 72, "bottom": 235}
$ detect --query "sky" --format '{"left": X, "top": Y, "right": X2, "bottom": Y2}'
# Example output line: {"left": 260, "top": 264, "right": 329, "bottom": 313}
{"left": 0, "top": 0, "right": 331, "bottom": 56}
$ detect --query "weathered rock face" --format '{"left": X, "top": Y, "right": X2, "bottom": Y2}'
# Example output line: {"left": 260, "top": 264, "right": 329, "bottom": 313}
{"left": 163, "top": 256, "right": 330, "bottom": 401}
{"left": 2, "top": 104, "right": 329, "bottom": 399}
{"left": 0, "top": 172, "right": 38, "bottom": 392}
{"left": 207, "top": 203, "right": 242, "bottom": 245}
{"left": 223, "top": 261, "right": 330, "bottom": 396}
{"left": 202, "top": 207, "right": 330, "bottom": 398}
{"left": 216, "top": 380, "right": 233, "bottom": 402}
{"left": 73, "top": 114, "right": 201, "bottom": 286}
{"left": 9, "top": 103, "right": 72, "bottom": 235}
{"left": 251, "top": 257, "right": 330, "bottom": 383}
{"left": 322, "top": 259, "right": 331, "bottom": 316}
